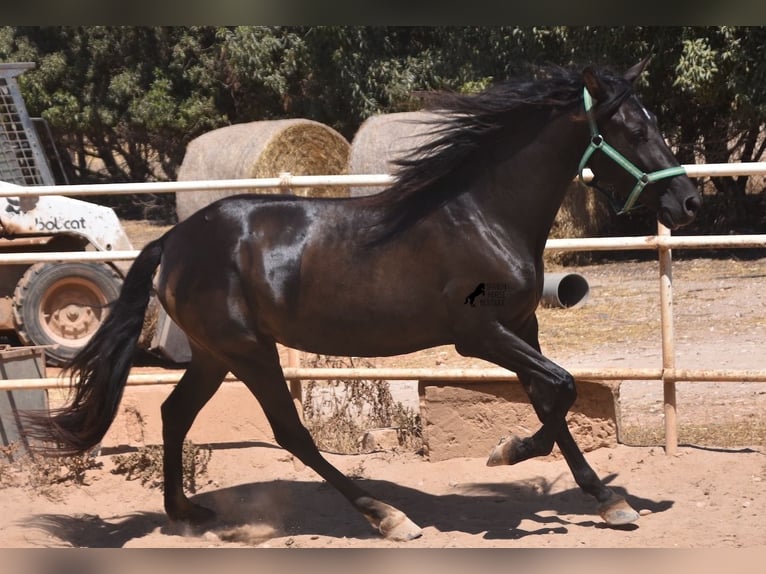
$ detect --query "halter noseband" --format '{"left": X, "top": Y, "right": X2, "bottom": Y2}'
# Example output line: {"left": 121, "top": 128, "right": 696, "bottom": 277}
{"left": 578, "top": 87, "right": 687, "bottom": 214}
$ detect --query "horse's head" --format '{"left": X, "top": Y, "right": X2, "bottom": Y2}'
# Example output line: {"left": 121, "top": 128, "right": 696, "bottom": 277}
{"left": 580, "top": 58, "right": 701, "bottom": 230}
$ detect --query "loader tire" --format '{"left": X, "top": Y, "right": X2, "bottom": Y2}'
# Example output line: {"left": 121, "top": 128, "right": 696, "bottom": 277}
{"left": 12, "top": 262, "right": 123, "bottom": 366}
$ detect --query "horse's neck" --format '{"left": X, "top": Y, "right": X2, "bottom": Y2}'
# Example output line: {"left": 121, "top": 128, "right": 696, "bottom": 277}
{"left": 464, "top": 113, "right": 586, "bottom": 256}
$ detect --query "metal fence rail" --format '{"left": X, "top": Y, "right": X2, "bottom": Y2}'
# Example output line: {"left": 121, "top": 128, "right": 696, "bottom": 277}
{"left": 2, "top": 161, "right": 766, "bottom": 198}
{"left": 6, "top": 367, "right": 766, "bottom": 392}
{"left": 2, "top": 162, "right": 765, "bottom": 454}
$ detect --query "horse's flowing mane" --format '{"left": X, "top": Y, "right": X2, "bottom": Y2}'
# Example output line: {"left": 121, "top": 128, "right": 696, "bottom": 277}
{"left": 367, "top": 65, "right": 632, "bottom": 242}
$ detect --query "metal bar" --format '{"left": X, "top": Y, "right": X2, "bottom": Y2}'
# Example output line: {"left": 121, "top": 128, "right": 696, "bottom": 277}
{"left": 2, "top": 372, "right": 237, "bottom": 391}
{"left": 657, "top": 222, "right": 678, "bottom": 455}
{"left": 0, "top": 174, "right": 396, "bottom": 197}
{"left": 0, "top": 62, "right": 36, "bottom": 74}
{"left": 2, "top": 161, "right": 766, "bottom": 198}
{"left": 10, "top": 366, "right": 766, "bottom": 392}
{"left": 666, "top": 369, "right": 766, "bottom": 382}
{"left": 1, "top": 234, "right": 763, "bottom": 266}
{"left": 683, "top": 162, "right": 766, "bottom": 177}
{"left": 0, "top": 250, "right": 140, "bottom": 264}
{"left": 545, "top": 234, "right": 766, "bottom": 251}
{"left": 281, "top": 367, "right": 664, "bottom": 381}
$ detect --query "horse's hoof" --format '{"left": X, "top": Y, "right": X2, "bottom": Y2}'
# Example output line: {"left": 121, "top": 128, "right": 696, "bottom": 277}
{"left": 379, "top": 513, "right": 423, "bottom": 541}
{"left": 486, "top": 435, "right": 523, "bottom": 466}
{"left": 599, "top": 497, "right": 640, "bottom": 526}
{"left": 357, "top": 497, "right": 423, "bottom": 541}
{"left": 167, "top": 502, "right": 217, "bottom": 526}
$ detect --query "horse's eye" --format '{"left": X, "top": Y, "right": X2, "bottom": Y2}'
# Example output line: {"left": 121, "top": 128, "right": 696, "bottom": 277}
{"left": 629, "top": 127, "right": 648, "bottom": 143}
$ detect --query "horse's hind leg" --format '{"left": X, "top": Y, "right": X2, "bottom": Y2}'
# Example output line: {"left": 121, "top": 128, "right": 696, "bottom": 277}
{"left": 228, "top": 342, "right": 422, "bottom": 541}
{"left": 161, "top": 345, "right": 228, "bottom": 524}
{"left": 457, "top": 321, "right": 575, "bottom": 464}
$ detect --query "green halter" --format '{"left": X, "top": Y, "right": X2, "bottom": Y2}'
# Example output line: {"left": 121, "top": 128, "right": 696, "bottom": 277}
{"left": 578, "top": 87, "right": 687, "bottom": 214}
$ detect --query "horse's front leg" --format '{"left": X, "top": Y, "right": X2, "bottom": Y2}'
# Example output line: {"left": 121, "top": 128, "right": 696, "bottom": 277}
{"left": 488, "top": 408, "right": 638, "bottom": 525}
{"left": 457, "top": 318, "right": 575, "bottom": 464}
{"left": 455, "top": 319, "right": 639, "bottom": 526}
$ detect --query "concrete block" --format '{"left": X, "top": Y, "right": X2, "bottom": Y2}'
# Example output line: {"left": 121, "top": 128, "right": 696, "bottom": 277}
{"left": 418, "top": 379, "right": 620, "bottom": 462}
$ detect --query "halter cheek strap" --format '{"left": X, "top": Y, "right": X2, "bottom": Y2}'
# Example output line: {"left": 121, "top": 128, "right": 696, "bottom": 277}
{"left": 578, "top": 87, "right": 687, "bottom": 214}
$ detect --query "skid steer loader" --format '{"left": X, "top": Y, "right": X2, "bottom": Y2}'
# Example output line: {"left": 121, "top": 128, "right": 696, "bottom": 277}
{"left": 0, "top": 190, "right": 134, "bottom": 365}
{"left": 0, "top": 62, "right": 140, "bottom": 365}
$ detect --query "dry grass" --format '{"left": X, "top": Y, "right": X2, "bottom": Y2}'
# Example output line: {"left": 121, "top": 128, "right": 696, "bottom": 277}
{"left": 538, "top": 257, "right": 766, "bottom": 355}
{"left": 621, "top": 418, "right": 766, "bottom": 448}
{"left": 537, "top": 282, "right": 661, "bottom": 356}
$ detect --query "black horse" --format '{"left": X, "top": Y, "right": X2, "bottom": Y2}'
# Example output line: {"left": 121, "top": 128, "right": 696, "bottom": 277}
{"left": 26, "top": 59, "right": 700, "bottom": 541}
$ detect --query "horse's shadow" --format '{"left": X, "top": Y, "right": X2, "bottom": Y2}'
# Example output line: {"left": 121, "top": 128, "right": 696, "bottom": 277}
{"left": 23, "top": 511, "right": 166, "bottom": 548}
{"left": 24, "top": 473, "right": 673, "bottom": 546}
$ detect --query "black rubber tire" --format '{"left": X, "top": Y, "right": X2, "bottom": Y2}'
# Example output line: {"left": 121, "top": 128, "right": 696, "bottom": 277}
{"left": 12, "top": 262, "right": 123, "bottom": 366}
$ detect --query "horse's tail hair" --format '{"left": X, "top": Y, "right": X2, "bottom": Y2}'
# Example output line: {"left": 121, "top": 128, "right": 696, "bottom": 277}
{"left": 23, "top": 236, "right": 167, "bottom": 456}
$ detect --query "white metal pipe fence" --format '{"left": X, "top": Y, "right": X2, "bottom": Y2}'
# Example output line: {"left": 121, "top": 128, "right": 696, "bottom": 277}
{"left": 2, "top": 162, "right": 765, "bottom": 454}
{"left": 2, "top": 162, "right": 766, "bottom": 198}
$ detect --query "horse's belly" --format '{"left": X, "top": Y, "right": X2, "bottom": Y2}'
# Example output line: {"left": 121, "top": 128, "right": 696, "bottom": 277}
{"left": 272, "top": 303, "right": 450, "bottom": 358}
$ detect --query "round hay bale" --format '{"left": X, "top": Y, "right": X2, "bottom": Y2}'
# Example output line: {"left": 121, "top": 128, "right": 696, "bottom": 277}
{"left": 348, "top": 111, "right": 440, "bottom": 197}
{"left": 176, "top": 119, "right": 350, "bottom": 221}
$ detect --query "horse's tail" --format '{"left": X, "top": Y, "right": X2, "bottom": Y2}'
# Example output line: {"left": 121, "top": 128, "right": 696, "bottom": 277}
{"left": 24, "top": 235, "right": 167, "bottom": 456}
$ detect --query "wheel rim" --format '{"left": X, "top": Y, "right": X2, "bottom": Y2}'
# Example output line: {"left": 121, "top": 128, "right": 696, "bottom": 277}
{"left": 37, "top": 276, "right": 110, "bottom": 347}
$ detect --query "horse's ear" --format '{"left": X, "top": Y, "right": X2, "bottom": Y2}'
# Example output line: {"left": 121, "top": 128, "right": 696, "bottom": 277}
{"left": 583, "top": 67, "right": 607, "bottom": 103}
{"left": 624, "top": 56, "right": 651, "bottom": 84}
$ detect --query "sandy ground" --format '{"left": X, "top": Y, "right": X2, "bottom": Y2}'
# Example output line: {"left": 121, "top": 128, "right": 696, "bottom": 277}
{"left": 1, "top": 222, "right": 764, "bottom": 548}
{"left": 0, "top": 443, "right": 764, "bottom": 548}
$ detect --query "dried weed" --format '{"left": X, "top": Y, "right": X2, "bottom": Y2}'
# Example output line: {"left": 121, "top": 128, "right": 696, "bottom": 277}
{"left": 301, "top": 354, "right": 422, "bottom": 455}
{"left": 110, "top": 440, "right": 212, "bottom": 493}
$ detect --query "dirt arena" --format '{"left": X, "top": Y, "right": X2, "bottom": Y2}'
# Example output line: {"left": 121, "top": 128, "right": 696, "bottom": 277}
{"left": 1, "top": 228, "right": 764, "bottom": 548}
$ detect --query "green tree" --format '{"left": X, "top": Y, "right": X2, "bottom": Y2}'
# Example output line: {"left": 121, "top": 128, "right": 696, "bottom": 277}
{"left": 0, "top": 26, "right": 228, "bottom": 218}
{"left": 669, "top": 27, "right": 766, "bottom": 228}
{"left": 217, "top": 26, "right": 449, "bottom": 138}
{"left": 0, "top": 28, "right": 223, "bottom": 178}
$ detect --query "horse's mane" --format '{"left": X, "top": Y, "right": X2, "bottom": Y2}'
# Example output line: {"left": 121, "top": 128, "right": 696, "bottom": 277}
{"left": 366, "top": 65, "right": 632, "bottom": 243}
